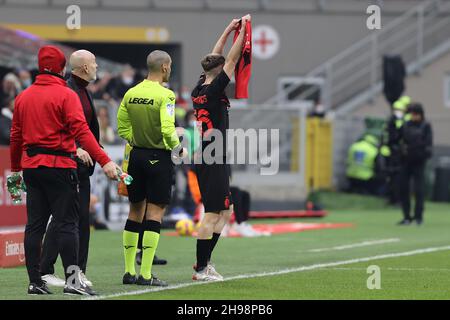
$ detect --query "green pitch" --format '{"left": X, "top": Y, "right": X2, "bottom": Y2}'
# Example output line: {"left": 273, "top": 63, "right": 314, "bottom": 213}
{"left": 1, "top": 193, "right": 450, "bottom": 300}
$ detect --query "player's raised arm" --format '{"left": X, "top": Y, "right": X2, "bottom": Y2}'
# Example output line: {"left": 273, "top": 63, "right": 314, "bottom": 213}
{"left": 212, "top": 18, "right": 240, "bottom": 55}
{"left": 223, "top": 14, "right": 251, "bottom": 79}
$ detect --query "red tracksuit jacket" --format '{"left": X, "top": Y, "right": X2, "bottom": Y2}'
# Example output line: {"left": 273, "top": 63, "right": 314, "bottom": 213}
{"left": 9, "top": 73, "right": 111, "bottom": 172}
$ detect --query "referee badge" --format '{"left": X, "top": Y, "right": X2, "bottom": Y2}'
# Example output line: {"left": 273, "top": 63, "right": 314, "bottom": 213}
{"left": 166, "top": 103, "right": 175, "bottom": 116}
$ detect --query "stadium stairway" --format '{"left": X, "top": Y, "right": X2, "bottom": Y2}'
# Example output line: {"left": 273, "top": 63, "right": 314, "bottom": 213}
{"left": 265, "top": 0, "right": 450, "bottom": 114}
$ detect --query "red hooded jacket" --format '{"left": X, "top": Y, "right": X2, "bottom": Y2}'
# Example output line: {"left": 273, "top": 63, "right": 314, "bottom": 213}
{"left": 9, "top": 73, "right": 111, "bottom": 172}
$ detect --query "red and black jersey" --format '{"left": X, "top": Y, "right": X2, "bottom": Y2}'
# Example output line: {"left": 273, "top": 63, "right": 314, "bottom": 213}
{"left": 233, "top": 20, "right": 252, "bottom": 99}
{"left": 191, "top": 70, "right": 230, "bottom": 162}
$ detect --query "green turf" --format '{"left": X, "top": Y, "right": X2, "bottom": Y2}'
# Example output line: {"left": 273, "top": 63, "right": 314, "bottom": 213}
{"left": 1, "top": 196, "right": 450, "bottom": 300}
{"left": 309, "top": 190, "right": 392, "bottom": 210}
{"left": 124, "top": 250, "right": 450, "bottom": 300}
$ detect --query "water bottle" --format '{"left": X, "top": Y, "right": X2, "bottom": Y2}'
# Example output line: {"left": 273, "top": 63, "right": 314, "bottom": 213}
{"left": 6, "top": 173, "right": 26, "bottom": 204}
{"left": 116, "top": 168, "right": 133, "bottom": 186}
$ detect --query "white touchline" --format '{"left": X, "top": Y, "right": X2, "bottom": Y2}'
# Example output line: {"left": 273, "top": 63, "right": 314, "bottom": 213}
{"left": 329, "top": 267, "right": 450, "bottom": 272}
{"left": 307, "top": 238, "right": 400, "bottom": 253}
{"left": 85, "top": 244, "right": 450, "bottom": 300}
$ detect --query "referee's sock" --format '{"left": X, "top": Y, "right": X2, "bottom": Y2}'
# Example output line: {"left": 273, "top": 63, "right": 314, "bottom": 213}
{"left": 207, "top": 233, "right": 221, "bottom": 262}
{"left": 123, "top": 219, "right": 141, "bottom": 276}
{"left": 140, "top": 220, "right": 161, "bottom": 280}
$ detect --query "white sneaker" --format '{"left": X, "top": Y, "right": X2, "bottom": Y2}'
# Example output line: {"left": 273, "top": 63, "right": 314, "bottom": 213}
{"left": 41, "top": 274, "right": 65, "bottom": 287}
{"left": 234, "top": 222, "right": 258, "bottom": 237}
{"left": 192, "top": 265, "right": 223, "bottom": 282}
{"left": 80, "top": 272, "right": 93, "bottom": 287}
{"left": 235, "top": 222, "right": 271, "bottom": 237}
{"left": 206, "top": 263, "right": 224, "bottom": 281}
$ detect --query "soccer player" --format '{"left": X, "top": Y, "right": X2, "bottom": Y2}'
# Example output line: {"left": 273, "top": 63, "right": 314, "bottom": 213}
{"left": 191, "top": 15, "right": 251, "bottom": 281}
{"left": 118, "top": 50, "right": 186, "bottom": 286}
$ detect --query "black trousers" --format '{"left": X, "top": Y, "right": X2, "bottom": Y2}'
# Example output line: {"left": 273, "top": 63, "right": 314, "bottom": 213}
{"left": 400, "top": 163, "right": 425, "bottom": 221}
{"left": 387, "top": 171, "right": 401, "bottom": 204}
{"left": 23, "top": 168, "right": 80, "bottom": 284}
{"left": 40, "top": 166, "right": 91, "bottom": 275}
{"left": 386, "top": 154, "right": 402, "bottom": 204}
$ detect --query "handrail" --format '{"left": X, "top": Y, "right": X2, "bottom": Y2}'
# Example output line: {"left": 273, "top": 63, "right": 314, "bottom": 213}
{"left": 265, "top": 0, "right": 450, "bottom": 109}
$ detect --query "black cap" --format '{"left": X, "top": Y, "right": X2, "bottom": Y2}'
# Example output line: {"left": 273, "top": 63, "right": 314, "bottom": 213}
{"left": 408, "top": 103, "right": 424, "bottom": 117}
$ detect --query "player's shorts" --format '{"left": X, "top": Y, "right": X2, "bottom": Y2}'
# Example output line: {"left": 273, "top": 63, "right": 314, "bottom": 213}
{"left": 195, "top": 163, "right": 233, "bottom": 213}
{"left": 127, "top": 147, "right": 174, "bottom": 204}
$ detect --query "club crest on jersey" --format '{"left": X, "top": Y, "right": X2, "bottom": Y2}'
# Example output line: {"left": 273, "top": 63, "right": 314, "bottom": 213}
{"left": 224, "top": 196, "right": 230, "bottom": 209}
{"left": 192, "top": 95, "right": 207, "bottom": 105}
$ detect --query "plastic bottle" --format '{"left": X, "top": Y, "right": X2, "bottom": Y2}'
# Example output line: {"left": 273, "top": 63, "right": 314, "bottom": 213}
{"left": 7, "top": 174, "right": 26, "bottom": 204}
{"left": 116, "top": 168, "right": 133, "bottom": 186}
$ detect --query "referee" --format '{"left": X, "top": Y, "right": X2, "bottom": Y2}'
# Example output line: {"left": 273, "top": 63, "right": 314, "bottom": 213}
{"left": 118, "top": 50, "right": 186, "bottom": 286}
{"left": 9, "top": 45, "right": 118, "bottom": 295}
{"left": 40, "top": 50, "right": 101, "bottom": 288}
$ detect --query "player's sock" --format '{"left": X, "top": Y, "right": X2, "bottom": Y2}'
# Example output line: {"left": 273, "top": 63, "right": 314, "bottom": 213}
{"left": 140, "top": 220, "right": 161, "bottom": 280}
{"left": 123, "top": 219, "right": 141, "bottom": 276}
{"left": 196, "top": 239, "right": 210, "bottom": 272}
{"left": 207, "top": 233, "right": 221, "bottom": 262}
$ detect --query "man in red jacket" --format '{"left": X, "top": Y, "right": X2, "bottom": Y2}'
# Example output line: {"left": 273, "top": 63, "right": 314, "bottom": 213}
{"left": 9, "top": 45, "right": 118, "bottom": 296}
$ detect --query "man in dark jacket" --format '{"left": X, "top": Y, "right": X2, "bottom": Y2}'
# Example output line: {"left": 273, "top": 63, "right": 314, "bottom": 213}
{"left": 398, "top": 103, "right": 433, "bottom": 226}
{"left": 10, "top": 45, "right": 119, "bottom": 295}
{"left": 40, "top": 50, "right": 101, "bottom": 288}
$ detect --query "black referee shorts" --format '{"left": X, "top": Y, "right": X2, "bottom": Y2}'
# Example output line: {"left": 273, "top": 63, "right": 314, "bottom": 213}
{"left": 126, "top": 147, "right": 174, "bottom": 205}
{"left": 195, "top": 163, "right": 233, "bottom": 213}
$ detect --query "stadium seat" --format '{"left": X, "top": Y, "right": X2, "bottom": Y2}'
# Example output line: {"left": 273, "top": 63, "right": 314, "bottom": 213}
{"left": 263, "top": 0, "right": 317, "bottom": 12}
{"left": 205, "top": 0, "right": 260, "bottom": 11}
{"left": 5, "top": 0, "right": 48, "bottom": 6}
{"left": 323, "top": 0, "right": 423, "bottom": 13}
{"left": 324, "top": 0, "right": 373, "bottom": 13}
{"left": 51, "top": 0, "right": 100, "bottom": 8}
{"left": 153, "top": 0, "right": 205, "bottom": 10}
{"left": 100, "top": 0, "right": 151, "bottom": 9}
{"left": 379, "top": 0, "right": 425, "bottom": 13}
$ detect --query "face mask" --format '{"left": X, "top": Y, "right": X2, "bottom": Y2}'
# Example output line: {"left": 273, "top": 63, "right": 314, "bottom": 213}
{"left": 189, "top": 120, "right": 196, "bottom": 128}
{"left": 394, "top": 110, "right": 404, "bottom": 119}
{"left": 22, "top": 79, "right": 32, "bottom": 88}
{"left": 122, "top": 77, "right": 133, "bottom": 85}
{"left": 182, "top": 92, "right": 190, "bottom": 100}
